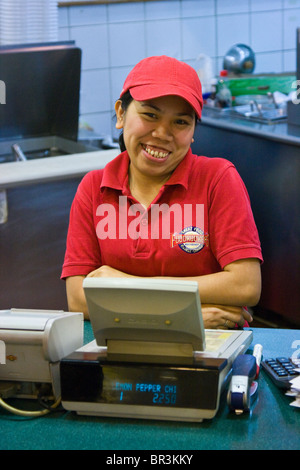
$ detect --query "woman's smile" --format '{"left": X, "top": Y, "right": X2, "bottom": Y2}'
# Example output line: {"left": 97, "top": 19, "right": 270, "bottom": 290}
{"left": 142, "top": 144, "right": 171, "bottom": 162}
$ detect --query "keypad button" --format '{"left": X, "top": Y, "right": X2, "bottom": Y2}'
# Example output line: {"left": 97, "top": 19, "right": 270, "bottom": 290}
{"left": 277, "top": 357, "right": 289, "bottom": 363}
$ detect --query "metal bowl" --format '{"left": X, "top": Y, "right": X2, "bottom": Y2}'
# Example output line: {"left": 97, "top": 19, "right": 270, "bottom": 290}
{"left": 223, "top": 44, "right": 255, "bottom": 74}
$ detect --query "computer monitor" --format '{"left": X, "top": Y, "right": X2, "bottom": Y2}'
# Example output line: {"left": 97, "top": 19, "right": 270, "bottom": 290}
{"left": 0, "top": 41, "right": 81, "bottom": 140}
{"left": 83, "top": 278, "right": 205, "bottom": 363}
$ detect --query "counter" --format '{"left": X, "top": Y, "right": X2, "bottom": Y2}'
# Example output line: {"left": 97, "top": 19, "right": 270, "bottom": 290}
{"left": 202, "top": 106, "right": 300, "bottom": 147}
{"left": 0, "top": 148, "right": 119, "bottom": 312}
{"left": 0, "top": 148, "right": 119, "bottom": 189}
{"left": 1, "top": 325, "right": 299, "bottom": 450}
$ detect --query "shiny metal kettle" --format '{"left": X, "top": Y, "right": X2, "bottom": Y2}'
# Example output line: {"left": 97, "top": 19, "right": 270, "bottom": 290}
{"left": 223, "top": 44, "right": 255, "bottom": 74}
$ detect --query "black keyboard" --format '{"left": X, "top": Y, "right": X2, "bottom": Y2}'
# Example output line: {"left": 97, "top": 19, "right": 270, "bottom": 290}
{"left": 262, "top": 357, "right": 300, "bottom": 389}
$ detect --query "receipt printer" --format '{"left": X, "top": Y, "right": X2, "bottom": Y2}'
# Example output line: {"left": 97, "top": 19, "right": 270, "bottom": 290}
{"left": 0, "top": 309, "right": 83, "bottom": 399}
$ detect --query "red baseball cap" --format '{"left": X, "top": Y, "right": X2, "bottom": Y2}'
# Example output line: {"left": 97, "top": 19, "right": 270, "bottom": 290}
{"left": 120, "top": 56, "right": 203, "bottom": 119}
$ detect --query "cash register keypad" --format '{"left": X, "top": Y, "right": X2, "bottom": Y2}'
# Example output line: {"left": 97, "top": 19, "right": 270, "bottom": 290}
{"left": 262, "top": 357, "right": 300, "bottom": 388}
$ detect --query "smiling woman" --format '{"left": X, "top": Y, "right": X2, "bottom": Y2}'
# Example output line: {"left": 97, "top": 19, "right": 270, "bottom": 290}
{"left": 62, "top": 55, "right": 263, "bottom": 329}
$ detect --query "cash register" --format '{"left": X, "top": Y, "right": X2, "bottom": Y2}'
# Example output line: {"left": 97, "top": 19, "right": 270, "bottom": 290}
{"left": 60, "top": 278, "right": 252, "bottom": 422}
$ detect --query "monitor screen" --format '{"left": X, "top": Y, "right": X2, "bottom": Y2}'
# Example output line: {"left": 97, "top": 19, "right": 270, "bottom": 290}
{"left": 0, "top": 41, "right": 81, "bottom": 140}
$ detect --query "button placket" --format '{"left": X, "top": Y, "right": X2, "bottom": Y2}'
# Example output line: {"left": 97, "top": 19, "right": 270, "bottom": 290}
{"left": 133, "top": 210, "right": 151, "bottom": 255}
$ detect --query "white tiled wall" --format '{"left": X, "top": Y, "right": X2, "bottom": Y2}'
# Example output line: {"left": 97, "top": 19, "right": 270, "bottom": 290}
{"left": 58, "top": 0, "right": 300, "bottom": 137}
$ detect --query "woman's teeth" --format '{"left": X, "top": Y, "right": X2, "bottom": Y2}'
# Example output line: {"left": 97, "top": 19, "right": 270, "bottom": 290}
{"left": 144, "top": 146, "right": 169, "bottom": 159}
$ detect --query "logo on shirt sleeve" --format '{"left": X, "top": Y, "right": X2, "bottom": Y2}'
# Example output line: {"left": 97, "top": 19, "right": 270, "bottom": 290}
{"left": 170, "top": 226, "right": 209, "bottom": 253}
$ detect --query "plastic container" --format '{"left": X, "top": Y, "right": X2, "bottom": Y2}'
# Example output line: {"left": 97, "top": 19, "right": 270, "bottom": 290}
{"left": 216, "top": 70, "right": 232, "bottom": 108}
{"left": 196, "top": 54, "right": 213, "bottom": 95}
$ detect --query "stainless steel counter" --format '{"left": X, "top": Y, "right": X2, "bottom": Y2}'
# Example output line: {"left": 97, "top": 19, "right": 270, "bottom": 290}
{"left": 202, "top": 107, "right": 300, "bottom": 147}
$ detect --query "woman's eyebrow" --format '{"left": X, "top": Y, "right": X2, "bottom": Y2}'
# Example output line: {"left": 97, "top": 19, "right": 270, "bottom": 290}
{"left": 140, "top": 102, "right": 161, "bottom": 111}
{"left": 140, "top": 102, "right": 194, "bottom": 118}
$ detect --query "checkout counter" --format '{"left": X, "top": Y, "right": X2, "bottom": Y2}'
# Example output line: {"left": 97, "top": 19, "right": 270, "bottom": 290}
{"left": 1, "top": 280, "right": 299, "bottom": 451}
{"left": 0, "top": 321, "right": 299, "bottom": 451}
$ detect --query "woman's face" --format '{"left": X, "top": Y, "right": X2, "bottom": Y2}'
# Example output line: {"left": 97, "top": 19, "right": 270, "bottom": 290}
{"left": 115, "top": 95, "right": 196, "bottom": 182}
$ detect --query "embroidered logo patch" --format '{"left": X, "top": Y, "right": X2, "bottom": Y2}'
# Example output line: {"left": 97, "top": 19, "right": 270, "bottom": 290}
{"left": 170, "top": 226, "right": 208, "bottom": 254}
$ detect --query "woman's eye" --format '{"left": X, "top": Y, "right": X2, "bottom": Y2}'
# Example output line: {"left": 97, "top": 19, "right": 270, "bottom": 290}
{"left": 143, "top": 112, "right": 157, "bottom": 119}
{"left": 176, "top": 119, "right": 189, "bottom": 126}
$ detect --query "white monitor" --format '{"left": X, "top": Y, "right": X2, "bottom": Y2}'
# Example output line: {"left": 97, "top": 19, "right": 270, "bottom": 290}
{"left": 83, "top": 278, "right": 205, "bottom": 363}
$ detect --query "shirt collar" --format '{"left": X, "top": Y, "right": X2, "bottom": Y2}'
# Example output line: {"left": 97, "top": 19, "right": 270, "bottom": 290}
{"left": 164, "top": 148, "right": 193, "bottom": 190}
{"left": 100, "top": 151, "right": 130, "bottom": 192}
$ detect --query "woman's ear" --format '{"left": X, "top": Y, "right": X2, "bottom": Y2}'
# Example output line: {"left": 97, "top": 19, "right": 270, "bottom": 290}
{"left": 115, "top": 100, "right": 125, "bottom": 129}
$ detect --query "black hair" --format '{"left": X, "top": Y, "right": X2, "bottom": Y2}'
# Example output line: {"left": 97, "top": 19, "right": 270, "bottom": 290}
{"left": 117, "top": 91, "right": 133, "bottom": 152}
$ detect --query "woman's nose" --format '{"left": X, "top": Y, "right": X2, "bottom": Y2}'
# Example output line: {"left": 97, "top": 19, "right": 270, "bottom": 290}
{"left": 152, "top": 122, "right": 173, "bottom": 141}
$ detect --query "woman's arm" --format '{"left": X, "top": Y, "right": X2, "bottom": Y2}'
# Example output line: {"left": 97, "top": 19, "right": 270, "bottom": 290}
{"left": 66, "top": 275, "right": 89, "bottom": 319}
{"left": 193, "top": 258, "right": 262, "bottom": 307}
{"left": 65, "top": 267, "right": 136, "bottom": 319}
{"left": 65, "top": 258, "right": 261, "bottom": 327}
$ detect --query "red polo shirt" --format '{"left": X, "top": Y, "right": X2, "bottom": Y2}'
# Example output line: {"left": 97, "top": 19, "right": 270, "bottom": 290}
{"left": 61, "top": 150, "right": 262, "bottom": 279}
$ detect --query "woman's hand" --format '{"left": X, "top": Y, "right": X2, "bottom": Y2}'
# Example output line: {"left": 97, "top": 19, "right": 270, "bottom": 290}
{"left": 201, "top": 304, "right": 253, "bottom": 329}
{"left": 86, "top": 265, "right": 135, "bottom": 278}
{"left": 66, "top": 266, "right": 135, "bottom": 319}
